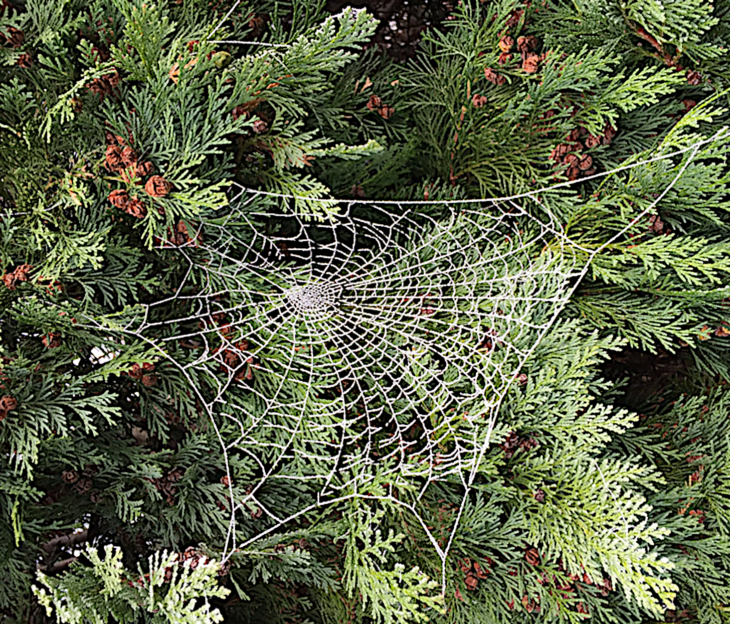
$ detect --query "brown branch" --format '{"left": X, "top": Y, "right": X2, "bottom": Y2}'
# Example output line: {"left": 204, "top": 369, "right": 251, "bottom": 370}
{"left": 41, "top": 529, "right": 88, "bottom": 555}
{"left": 38, "top": 556, "right": 78, "bottom": 574}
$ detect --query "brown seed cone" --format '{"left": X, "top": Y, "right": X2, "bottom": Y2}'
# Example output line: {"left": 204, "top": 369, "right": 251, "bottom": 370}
{"left": 584, "top": 135, "right": 601, "bottom": 149}
{"left": 42, "top": 333, "right": 61, "bottom": 349}
{"left": 686, "top": 70, "right": 702, "bottom": 85}
{"left": 108, "top": 189, "right": 129, "bottom": 209}
{"left": 522, "top": 53, "right": 539, "bottom": 73}
{"left": 141, "top": 374, "right": 157, "bottom": 387}
{"left": 62, "top": 470, "right": 79, "bottom": 484}
{"left": 252, "top": 119, "right": 268, "bottom": 133}
{"left": 484, "top": 67, "right": 500, "bottom": 83}
{"left": 2, "top": 264, "right": 32, "bottom": 290}
{"left": 121, "top": 146, "right": 137, "bottom": 167}
{"left": 497, "top": 52, "right": 512, "bottom": 65}
{"left": 499, "top": 36, "right": 514, "bottom": 53}
{"left": 525, "top": 548, "right": 540, "bottom": 566}
{"left": 522, "top": 596, "right": 535, "bottom": 612}
{"left": 17, "top": 53, "right": 32, "bottom": 68}
{"left": 474, "top": 561, "right": 489, "bottom": 579}
{"left": 578, "top": 154, "right": 593, "bottom": 170}
{"left": 471, "top": 93, "right": 487, "bottom": 108}
{"left": 75, "top": 478, "right": 93, "bottom": 495}
{"left": 16, "top": 265, "right": 33, "bottom": 281}
{"left": 1, "top": 273, "right": 14, "bottom": 290}
{"left": 517, "top": 35, "right": 538, "bottom": 53}
{"left": 472, "top": 94, "right": 487, "bottom": 108}
{"left": 107, "top": 71, "right": 122, "bottom": 88}
{"left": 145, "top": 175, "right": 172, "bottom": 198}
{"left": 378, "top": 105, "right": 394, "bottom": 120}
{"left": 0, "top": 395, "right": 17, "bottom": 421}
{"left": 603, "top": 123, "right": 617, "bottom": 141}
{"left": 124, "top": 197, "right": 146, "bottom": 219}
{"left": 0, "top": 395, "right": 17, "bottom": 411}
{"left": 366, "top": 94, "right": 382, "bottom": 111}
{"left": 173, "top": 221, "right": 190, "bottom": 245}
{"left": 137, "top": 160, "right": 154, "bottom": 177}
{"left": 6, "top": 27, "right": 24, "bottom": 48}
{"left": 506, "top": 9, "right": 523, "bottom": 28}
{"left": 105, "top": 145, "right": 124, "bottom": 171}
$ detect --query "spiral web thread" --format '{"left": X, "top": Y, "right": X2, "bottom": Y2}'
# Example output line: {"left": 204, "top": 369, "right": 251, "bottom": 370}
{"left": 85, "top": 132, "right": 721, "bottom": 590}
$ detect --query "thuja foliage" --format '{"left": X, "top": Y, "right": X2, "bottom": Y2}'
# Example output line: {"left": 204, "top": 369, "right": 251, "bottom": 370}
{"left": 34, "top": 545, "right": 230, "bottom": 624}
{"left": 1, "top": 0, "right": 730, "bottom": 623}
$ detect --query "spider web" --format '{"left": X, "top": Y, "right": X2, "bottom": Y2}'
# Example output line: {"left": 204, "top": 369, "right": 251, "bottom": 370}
{"left": 88, "top": 133, "right": 720, "bottom": 589}
{"left": 160, "top": 191, "right": 575, "bottom": 488}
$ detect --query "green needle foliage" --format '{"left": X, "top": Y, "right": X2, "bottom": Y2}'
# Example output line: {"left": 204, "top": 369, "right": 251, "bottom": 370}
{"left": 1, "top": 0, "right": 730, "bottom": 623}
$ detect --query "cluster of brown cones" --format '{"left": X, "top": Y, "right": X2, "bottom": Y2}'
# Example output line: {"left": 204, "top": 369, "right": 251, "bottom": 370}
{"left": 2, "top": 263, "right": 31, "bottom": 290}
{"left": 0, "top": 22, "right": 32, "bottom": 67}
{"left": 146, "top": 467, "right": 185, "bottom": 506}
{"left": 366, "top": 94, "right": 395, "bottom": 119}
{"left": 215, "top": 339, "right": 254, "bottom": 382}
{"left": 549, "top": 124, "right": 616, "bottom": 180}
{"left": 87, "top": 69, "right": 121, "bottom": 101}
{"left": 500, "top": 431, "right": 538, "bottom": 459}
{"left": 458, "top": 556, "right": 493, "bottom": 591}
{"left": 105, "top": 133, "right": 172, "bottom": 219}
{"left": 198, "top": 313, "right": 256, "bottom": 382}
{"left": 61, "top": 464, "right": 97, "bottom": 496}
{"left": 153, "top": 220, "right": 203, "bottom": 248}
{"left": 126, "top": 362, "right": 157, "bottom": 387}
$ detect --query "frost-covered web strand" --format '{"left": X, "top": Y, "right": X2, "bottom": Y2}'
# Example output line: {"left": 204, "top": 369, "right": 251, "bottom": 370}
{"left": 210, "top": 0, "right": 245, "bottom": 37}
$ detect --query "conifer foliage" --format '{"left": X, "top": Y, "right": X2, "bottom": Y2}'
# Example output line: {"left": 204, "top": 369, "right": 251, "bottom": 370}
{"left": 1, "top": 0, "right": 730, "bottom": 623}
